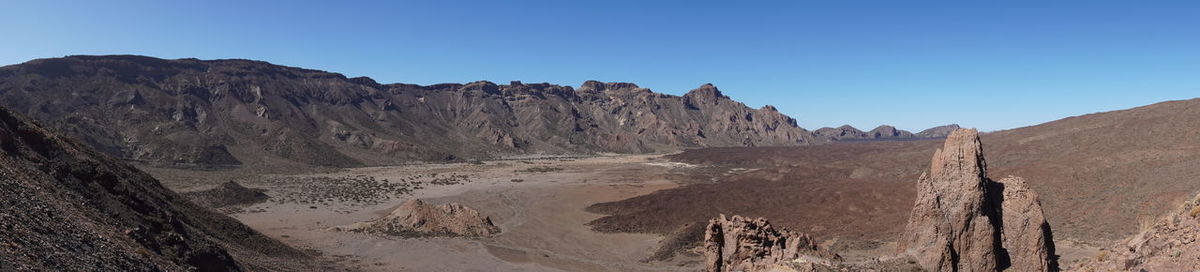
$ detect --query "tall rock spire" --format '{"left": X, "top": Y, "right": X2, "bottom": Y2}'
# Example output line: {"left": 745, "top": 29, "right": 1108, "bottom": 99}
{"left": 900, "top": 128, "right": 1001, "bottom": 271}
{"left": 899, "top": 128, "right": 1058, "bottom": 271}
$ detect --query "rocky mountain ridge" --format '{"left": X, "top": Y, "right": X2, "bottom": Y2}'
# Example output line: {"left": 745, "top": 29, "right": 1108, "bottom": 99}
{"left": 0, "top": 55, "right": 951, "bottom": 167}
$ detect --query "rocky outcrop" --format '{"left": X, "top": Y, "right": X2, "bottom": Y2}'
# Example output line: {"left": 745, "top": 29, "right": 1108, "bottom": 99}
{"left": 182, "top": 180, "right": 270, "bottom": 210}
{"left": 1073, "top": 193, "right": 1200, "bottom": 271}
{"left": 812, "top": 124, "right": 953, "bottom": 141}
{"left": 703, "top": 214, "right": 840, "bottom": 272}
{"left": 331, "top": 199, "right": 500, "bottom": 237}
{"left": 899, "top": 128, "right": 1058, "bottom": 271}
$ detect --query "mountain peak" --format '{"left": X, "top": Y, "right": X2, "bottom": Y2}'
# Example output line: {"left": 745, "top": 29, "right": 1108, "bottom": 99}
{"left": 685, "top": 83, "right": 724, "bottom": 98}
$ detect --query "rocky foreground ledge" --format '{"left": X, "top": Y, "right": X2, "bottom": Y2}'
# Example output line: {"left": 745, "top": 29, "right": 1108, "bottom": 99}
{"left": 703, "top": 129, "right": 1059, "bottom": 272}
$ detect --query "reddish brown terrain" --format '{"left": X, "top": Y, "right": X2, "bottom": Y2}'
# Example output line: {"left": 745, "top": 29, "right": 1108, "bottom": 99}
{"left": 591, "top": 98, "right": 1200, "bottom": 265}
{"left": 588, "top": 140, "right": 934, "bottom": 250}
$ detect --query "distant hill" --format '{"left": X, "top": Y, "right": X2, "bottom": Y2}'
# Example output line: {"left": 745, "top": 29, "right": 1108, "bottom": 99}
{"left": 915, "top": 124, "right": 961, "bottom": 138}
{"left": 812, "top": 124, "right": 954, "bottom": 141}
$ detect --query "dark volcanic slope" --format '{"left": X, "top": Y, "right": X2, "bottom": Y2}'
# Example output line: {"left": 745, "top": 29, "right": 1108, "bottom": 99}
{"left": 0, "top": 106, "right": 314, "bottom": 271}
{"left": 591, "top": 98, "right": 1200, "bottom": 248}
{"left": 0, "top": 55, "right": 820, "bottom": 166}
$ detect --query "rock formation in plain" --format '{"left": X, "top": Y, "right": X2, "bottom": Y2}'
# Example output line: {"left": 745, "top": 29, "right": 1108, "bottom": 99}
{"left": 898, "top": 128, "right": 1058, "bottom": 271}
{"left": 703, "top": 214, "right": 840, "bottom": 272}
{"left": 331, "top": 199, "right": 500, "bottom": 237}
{"left": 182, "top": 180, "right": 270, "bottom": 209}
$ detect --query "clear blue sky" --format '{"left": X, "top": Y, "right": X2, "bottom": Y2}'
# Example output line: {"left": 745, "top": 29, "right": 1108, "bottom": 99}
{"left": 3, "top": 1, "right": 1199, "bottom": 131}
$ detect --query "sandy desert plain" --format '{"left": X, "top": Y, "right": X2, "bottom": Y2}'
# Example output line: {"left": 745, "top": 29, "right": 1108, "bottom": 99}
{"left": 145, "top": 154, "right": 730, "bottom": 271}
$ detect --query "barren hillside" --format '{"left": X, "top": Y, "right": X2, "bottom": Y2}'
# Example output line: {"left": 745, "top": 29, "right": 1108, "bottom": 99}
{"left": 0, "top": 106, "right": 329, "bottom": 270}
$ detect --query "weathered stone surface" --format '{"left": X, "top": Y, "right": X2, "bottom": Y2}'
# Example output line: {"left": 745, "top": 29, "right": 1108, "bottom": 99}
{"left": 1072, "top": 193, "right": 1200, "bottom": 271}
{"left": 703, "top": 214, "right": 839, "bottom": 272}
{"left": 997, "top": 176, "right": 1058, "bottom": 272}
{"left": 331, "top": 199, "right": 500, "bottom": 237}
{"left": 899, "top": 128, "right": 1058, "bottom": 271}
{"left": 899, "top": 128, "right": 1001, "bottom": 271}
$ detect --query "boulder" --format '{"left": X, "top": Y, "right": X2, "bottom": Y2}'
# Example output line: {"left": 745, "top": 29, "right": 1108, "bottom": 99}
{"left": 703, "top": 214, "right": 840, "bottom": 272}
{"left": 330, "top": 199, "right": 500, "bottom": 238}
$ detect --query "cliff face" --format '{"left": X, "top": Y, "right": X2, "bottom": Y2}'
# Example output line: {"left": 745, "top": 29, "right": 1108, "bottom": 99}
{"left": 0, "top": 55, "right": 820, "bottom": 167}
{"left": 0, "top": 106, "right": 310, "bottom": 271}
